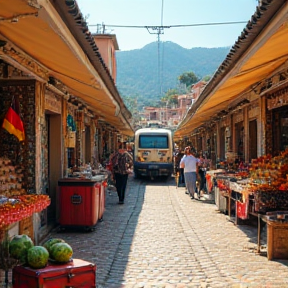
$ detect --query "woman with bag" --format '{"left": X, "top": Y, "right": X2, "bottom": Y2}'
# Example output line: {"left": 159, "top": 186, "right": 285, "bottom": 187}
{"left": 110, "top": 142, "right": 133, "bottom": 204}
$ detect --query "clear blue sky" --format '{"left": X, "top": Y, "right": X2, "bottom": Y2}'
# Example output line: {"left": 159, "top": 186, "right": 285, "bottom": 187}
{"left": 77, "top": 0, "right": 258, "bottom": 51}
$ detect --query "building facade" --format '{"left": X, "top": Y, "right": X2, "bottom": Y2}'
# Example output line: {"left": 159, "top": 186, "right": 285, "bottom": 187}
{"left": 174, "top": 0, "right": 288, "bottom": 169}
{"left": 0, "top": 0, "right": 133, "bottom": 244}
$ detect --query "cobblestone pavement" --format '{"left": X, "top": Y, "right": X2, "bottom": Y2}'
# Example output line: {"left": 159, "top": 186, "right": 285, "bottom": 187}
{"left": 44, "top": 176, "right": 288, "bottom": 288}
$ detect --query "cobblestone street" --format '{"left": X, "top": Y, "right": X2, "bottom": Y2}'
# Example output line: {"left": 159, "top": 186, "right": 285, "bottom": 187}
{"left": 45, "top": 176, "right": 288, "bottom": 288}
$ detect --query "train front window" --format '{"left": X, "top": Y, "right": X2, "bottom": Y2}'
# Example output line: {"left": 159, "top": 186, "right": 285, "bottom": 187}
{"left": 139, "top": 135, "right": 168, "bottom": 148}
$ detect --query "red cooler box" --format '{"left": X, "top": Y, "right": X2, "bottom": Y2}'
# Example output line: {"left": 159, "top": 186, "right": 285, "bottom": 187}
{"left": 12, "top": 258, "right": 96, "bottom": 288}
{"left": 58, "top": 179, "right": 100, "bottom": 229}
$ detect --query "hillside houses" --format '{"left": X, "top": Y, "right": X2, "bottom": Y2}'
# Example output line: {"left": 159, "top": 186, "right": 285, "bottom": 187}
{"left": 136, "top": 80, "right": 207, "bottom": 130}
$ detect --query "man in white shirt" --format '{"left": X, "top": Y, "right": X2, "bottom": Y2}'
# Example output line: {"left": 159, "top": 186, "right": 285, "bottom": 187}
{"left": 180, "top": 147, "right": 200, "bottom": 199}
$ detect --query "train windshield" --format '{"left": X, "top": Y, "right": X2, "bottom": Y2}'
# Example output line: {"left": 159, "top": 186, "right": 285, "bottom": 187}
{"left": 139, "top": 135, "right": 168, "bottom": 149}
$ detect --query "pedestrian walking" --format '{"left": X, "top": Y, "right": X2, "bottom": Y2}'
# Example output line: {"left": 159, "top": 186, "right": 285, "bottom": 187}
{"left": 180, "top": 146, "right": 200, "bottom": 199}
{"left": 110, "top": 142, "right": 133, "bottom": 204}
{"left": 174, "top": 149, "right": 185, "bottom": 187}
{"left": 198, "top": 152, "right": 211, "bottom": 197}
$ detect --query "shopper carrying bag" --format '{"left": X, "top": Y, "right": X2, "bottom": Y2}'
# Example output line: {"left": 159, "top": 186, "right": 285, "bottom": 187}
{"left": 110, "top": 142, "right": 133, "bottom": 204}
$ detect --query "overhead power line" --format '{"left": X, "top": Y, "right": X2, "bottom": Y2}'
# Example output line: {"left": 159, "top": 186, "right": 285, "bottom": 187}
{"left": 89, "top": 21, "right": 248, "bottom": 30}
{"left": 91, "top": 21, "right": 248, "bottom": 40}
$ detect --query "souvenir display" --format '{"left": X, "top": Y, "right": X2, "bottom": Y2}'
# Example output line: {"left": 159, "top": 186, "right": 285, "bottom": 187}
{"left": 248, "top": 150, "right": 288, "bottom": 212}
{"left": 0, "top": 157, "right": 51, "bottom": 228}
{"left": 213, "top": 149, "right": 288, "bottom": 214}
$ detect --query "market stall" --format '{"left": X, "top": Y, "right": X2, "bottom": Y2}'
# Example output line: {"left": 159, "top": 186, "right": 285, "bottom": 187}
{"left": 205, "top": 169, "right": 225, "bottom": 206}
{"left": 213, "top": 149, "right": 288, "bottom": 260}
{"left": 0, "top": 156, "right": 51, "bottom": 235}
{"left": 0, "top": 157, "right": 51, "bottom": 286}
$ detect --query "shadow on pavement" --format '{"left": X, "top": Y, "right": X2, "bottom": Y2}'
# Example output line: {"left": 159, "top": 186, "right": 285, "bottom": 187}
{"left": 42, "top": 175, "right": 145, "bottom": 287}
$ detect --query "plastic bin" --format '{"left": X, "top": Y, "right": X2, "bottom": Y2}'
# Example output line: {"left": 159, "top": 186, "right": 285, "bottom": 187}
{"left": 58, "top": 179, "right": 100, "bottom": 230}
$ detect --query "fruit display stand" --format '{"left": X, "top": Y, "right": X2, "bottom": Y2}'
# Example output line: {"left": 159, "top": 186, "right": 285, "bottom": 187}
{"left": 215, "top": 176, "right": 288, "bottom": 260}
{"left": 0, "top": 196, "right": 51, "bottom": 287}
{"left": 205, "top": 169, "right": 226, "bottom": 203}
{"left": 229, "top": 179, "right": 250, "bottom": 222}
{"left": 0, "top": 156, "right": 51, "bottom": 234}
{"left": 214, "top": 149, "right": 288, "bottom": 260}
{"left": 12, "top": 258, "right": 96, "bottom": 288}
{"left": 0, "top": 157, "right": 51, "bottom": 287}
{"left": 248, "top": 151, "right": 288, "bottom": 260}
{"left": 215, "top": 174, "right": 235, "bottom": 215}
{"left": 0, "top": 195, "right": 51, "bottom": 231}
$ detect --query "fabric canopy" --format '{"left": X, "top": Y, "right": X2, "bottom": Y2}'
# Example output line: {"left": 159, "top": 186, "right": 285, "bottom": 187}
{"left": 174, "top": 1, "right": 288, "bottom": 140}
{"left": 0, "top": 0, "right": 133, "bottom": 136}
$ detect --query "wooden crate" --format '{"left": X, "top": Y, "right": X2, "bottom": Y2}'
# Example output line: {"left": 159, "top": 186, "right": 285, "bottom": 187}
{"left": 267, "top": 220, "right": 288, "bottom": 260}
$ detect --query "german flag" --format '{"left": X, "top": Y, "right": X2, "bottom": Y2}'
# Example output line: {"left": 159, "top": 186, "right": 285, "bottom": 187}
{"left": 2, "top": 96, "right": 25, "bottom": 142}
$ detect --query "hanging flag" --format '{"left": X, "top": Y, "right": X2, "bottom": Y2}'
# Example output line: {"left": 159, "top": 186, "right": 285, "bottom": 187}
{"left": 2, "top": 96, "right": 25, "bottom": 141}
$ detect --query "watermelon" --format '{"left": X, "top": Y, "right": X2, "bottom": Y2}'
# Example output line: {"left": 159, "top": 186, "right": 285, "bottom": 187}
{"left": 27, "top": 246, "right": 49, "bottom": 269}
{"left": 9, "top": 234, "right": 34, "bottom": 264}
{"left": 50, "top": 242, "right": 73, "bottom": 263}
{"left": 43, "top": 238, "right": 65, "bottom": 254}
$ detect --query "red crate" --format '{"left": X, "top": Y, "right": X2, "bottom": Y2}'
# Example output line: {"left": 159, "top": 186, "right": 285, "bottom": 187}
{"left": 12, "top": 259, "right": 96, "bottom": 288}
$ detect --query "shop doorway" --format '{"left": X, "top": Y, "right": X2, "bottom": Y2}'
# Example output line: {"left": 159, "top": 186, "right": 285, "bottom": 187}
{"left": 68, "top": 148, "right": 75, "bottom": 168}
{"left": 211, "top": 133, "right": 217, "bottom": 167}
{"left": 197, "top": 136, "right": 203, "bottom": 155}
{"left": 46, "top": 113, "right": 62, "bottom": 225}
{"left": 235, "top": 122, "right": 244, "bottom": 162}
{"left": 249, "top": 119, "right": 257, "bottom": 161}
{"left": 281, "top": 117, "right": 288, "bottom": 151}
{"left": 85, "top": 126, "right": 91, "bottom": 164}
{"left": 273, "top": 107, "right": 288, "bottom": 154}
{"left": 219, "top": 127, "right": 226, "bottom": 161}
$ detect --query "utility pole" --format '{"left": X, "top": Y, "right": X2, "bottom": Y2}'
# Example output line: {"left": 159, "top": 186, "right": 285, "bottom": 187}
{"left": 96, "top": 23, "right": 106, "bottom": 34}
{"left": 157, "top": 29, "right": 163, "bottom": 97}
{"left": 145, "top": 0, "right": 164, "bottom": 98}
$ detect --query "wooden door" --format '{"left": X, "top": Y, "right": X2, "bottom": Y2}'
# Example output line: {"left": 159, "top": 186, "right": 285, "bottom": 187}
{"left": 249, "top": 119, "right": 257, "bottom": 161}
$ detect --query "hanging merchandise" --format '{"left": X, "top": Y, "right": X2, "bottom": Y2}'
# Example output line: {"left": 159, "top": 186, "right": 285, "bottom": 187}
{"left": 0, "top": 157, "right": 51, "bottom": 229}
{"left": 2, "top": 96, "right": 25, "bottom": 142}
{"left": 67, "top": 114, "right": 76, "bottom": 132}
{"left": 66, "top": 114, "right": 76, "bottom": 148}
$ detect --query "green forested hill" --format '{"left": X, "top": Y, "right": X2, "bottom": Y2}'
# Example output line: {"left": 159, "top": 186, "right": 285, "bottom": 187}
{"left": 115, "top": 41, "right": 230, "bottom": 108}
